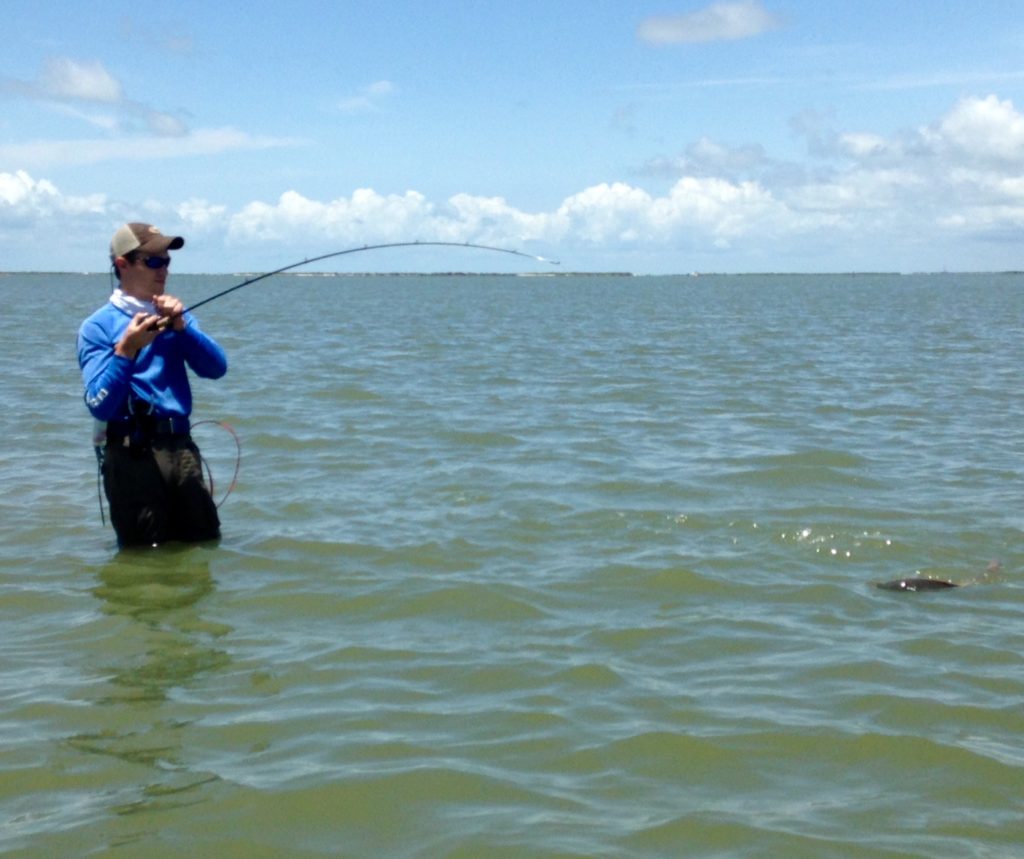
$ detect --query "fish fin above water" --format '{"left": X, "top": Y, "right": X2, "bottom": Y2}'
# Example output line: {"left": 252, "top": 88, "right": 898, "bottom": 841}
{"left": 875, "top": 577, "right": 959, "bottom": 592}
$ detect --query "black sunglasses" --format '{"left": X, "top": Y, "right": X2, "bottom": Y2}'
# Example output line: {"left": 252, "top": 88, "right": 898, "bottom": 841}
{"left": 138, "top": 255, "right": 172, "bottom": 270}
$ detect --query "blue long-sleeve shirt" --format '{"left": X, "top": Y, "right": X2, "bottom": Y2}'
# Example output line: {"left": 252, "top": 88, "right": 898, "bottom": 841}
{"left": 78, "top": 301, "right": 228, "bottom": 422}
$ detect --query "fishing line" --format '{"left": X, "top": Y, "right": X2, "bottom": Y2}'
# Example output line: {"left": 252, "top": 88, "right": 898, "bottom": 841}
{"left": 181, "top": 240, "right": 560, "bottom": 317}
{"left": 121, "top": 240, "right": 555, "bottom": 518}
{"left": 192, "top": 420, "right": 242, "bottom": 507}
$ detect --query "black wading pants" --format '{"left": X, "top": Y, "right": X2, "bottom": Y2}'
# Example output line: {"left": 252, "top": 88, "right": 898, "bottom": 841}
{"left": 103, "top": 433, "right": 220, "bottom": 547}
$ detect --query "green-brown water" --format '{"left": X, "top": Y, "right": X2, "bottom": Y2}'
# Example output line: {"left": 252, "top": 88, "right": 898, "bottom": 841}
{"left": 2, "top": 272, "right": 1023, "bottom": 857}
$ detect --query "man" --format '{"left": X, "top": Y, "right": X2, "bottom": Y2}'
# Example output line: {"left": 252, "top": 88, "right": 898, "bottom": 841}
{"left": 78, "top": 222, "right": 228, "bottom": 547}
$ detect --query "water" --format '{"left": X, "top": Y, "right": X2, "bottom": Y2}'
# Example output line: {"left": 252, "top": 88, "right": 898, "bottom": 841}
{"left": 2, "top": 271, "right": 1023, "bottom": 857}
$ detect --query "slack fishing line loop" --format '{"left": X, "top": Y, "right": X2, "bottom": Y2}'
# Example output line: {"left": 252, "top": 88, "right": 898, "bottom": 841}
{"left": 180, "top": 240, "right": 560, "bottom": 317}
{"left": 191, "top": 419, "right": 242, "bottom": 508}
{"left": 93, "top": 420, "right": 241, "bottom": 522}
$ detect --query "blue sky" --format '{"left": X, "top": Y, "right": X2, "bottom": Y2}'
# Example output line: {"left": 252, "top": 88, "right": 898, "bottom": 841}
{"left": 3, "top": 0, "right": 1024, "bottom": 273}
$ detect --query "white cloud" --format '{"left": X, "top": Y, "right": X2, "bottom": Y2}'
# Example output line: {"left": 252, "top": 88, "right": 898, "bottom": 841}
{"left": 551, "top": 182, "right": 655, "bottom": 243}
{"left": 177, "top": 198, "right": 229, "bottom": 231}
{"left": 2, "top": 56, "right": 187, "bottom": 137}
{"left": 849, "top": 95, "right": 1024, "bottom": 167}
{"left": 643, "top": 137, "right": 770, "bottom": 179}
{"left": 5, "top": 94, "right": 1024, "bottom": 271}
{"left": 0, "top": 170, "right": 57, "bottom": 206}
{"left": 931, "top": 94, "right": 1024, "bottom": 163}
{"left": 222, "top": 176, "right": 785, "bottom": 252}
{"left": 445, "top": 193, "right": 550, "bottom": 243}
{"left": 221, "top": 93, "right": 1024, "bottom": 257}
{"left": 837, "top": 133, "right": 888, "bottom": 159}
{"left": 638, "top": 0, "right": 781, "bottom": 45}
{"left": 787, "top": 168, "right": 925, "bottom": 215}
{"left": 37, "top": 57, "right": 123, "bottom": 103}
{"left": 771, "top": 95, "right": 1024, "bottom": 246}
{"left": 0, "top": 170, "right": 106, "bottom": 219}
{"left": 228, "top": 188, "right": 434, "bottom": 244}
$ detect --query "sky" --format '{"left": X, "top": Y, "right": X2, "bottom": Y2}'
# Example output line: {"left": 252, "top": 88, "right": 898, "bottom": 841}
{"left": 3, "top": 0, "right": 1024, "bottom": 274}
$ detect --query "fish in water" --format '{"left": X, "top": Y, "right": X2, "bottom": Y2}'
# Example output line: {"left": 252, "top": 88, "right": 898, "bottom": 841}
{"left": 875, "top": 560, "right": 1002, "bottom": 593}
{"left": 876, "top": 577, "right": 958, "bottom": 592}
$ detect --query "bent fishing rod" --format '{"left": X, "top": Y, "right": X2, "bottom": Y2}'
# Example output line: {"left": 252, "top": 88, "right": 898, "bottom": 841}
{"left": 150, "top": 240, "right": 559, "bottom": 329}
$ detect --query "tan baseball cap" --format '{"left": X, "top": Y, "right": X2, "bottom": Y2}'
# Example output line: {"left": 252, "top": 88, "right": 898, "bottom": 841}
{"left": 110, "top": 222, "right": 185, "bottom": 258}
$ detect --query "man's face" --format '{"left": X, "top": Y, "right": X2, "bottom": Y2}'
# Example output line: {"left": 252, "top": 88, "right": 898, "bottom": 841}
{"left": 118, "top": 252, "right": 171, "bottom": 302}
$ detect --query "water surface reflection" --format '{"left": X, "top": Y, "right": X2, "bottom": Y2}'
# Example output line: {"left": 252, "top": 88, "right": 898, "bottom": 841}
{"left": 68, "top": 548, "right": 231, "bottom": 820}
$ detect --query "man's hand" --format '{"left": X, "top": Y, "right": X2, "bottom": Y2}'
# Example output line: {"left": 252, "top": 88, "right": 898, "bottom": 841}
{"left": 114, "top": 312, "right": 161, "bottom": 359}
{"left": 154, "top": 294, "right": 186, "bottom": 332}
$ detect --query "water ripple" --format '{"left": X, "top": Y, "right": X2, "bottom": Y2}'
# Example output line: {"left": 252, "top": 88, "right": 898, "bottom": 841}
{"left": 3, "top": 274, "right": 1024, "bottom": 856}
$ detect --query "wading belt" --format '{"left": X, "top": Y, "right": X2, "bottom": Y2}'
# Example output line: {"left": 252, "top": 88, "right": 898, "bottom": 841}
{"left": 106, "top": 398, "right": 190, "bottom": 448}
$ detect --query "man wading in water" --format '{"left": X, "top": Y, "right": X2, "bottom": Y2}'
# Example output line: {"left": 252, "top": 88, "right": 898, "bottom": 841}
{"left": 78, "top": 223, "right": 228, "bottom": 547}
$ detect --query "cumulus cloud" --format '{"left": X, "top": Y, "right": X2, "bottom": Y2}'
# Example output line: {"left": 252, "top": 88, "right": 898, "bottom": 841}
{"left": 776, "top": 94, "right": 1024, "bottom": 248}
{"left": 0, "top": 170, "right": 106, "bottom": 220}
{"left": 220, "top": 176, "right": 784, "bottom": 252}
{"left": 229, "top": 188, "right": 434, "bottom": 244}
{"left": 221, "top": 93, "right": 1024, "bottom": 255}
{"left": 931, "top": 94, "right": 1024, "bottom": 163}
{"left": 638, "top": 0, "right": 781, "bottom": 45}
{"left": 177, "top": 198, "right": 229, "bottom": 231}
{"left": 5, "top": 94, "right": 1024, "bottom": 270}
{"left": 797, "top": 95, "right": 1024, "bottom": 171}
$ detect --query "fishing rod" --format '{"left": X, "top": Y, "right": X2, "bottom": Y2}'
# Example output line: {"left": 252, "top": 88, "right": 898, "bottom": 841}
{"left": 181, "top": 240, "right": 560, "bottom": 317}
{"left": 121, "top": 241, "right": 557, "bottom": 519}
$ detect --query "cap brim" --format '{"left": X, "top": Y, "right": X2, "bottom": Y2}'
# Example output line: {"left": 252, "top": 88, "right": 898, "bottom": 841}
{"left": 137, "top": 235, "right": 185, "bottom": 254}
